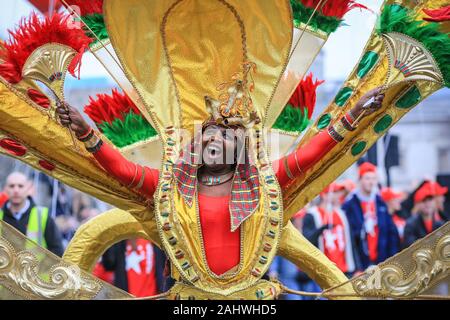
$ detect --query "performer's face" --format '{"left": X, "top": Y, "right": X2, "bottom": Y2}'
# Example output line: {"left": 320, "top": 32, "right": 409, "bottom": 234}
{"left": 201, "top": 124, "right": 238, "bottom": 170}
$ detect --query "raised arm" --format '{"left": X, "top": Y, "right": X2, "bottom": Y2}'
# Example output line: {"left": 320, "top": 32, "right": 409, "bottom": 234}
{"left": 275, "top": 87, "right": 385, "bottom": 187}
{"left": 56, "top": 102, "right": 159, "bottom": 198}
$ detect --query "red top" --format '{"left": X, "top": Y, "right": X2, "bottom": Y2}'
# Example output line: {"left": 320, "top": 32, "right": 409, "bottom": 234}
{"left": 424, "top": 218, "right": 433, "bottom": 234}
{"left": 392, "top": 214, "right": 406, "bottom": 240}
{"left": 91, "top": 128, "right": 338, "bottom": 275}
{"left": 361, "top": 200, "right": 379, "bottom": 263}
{"left": 125, "top": 239, "right": 157, "bottom": 297}
{"left": 198, "top": 193, "right": 240, "bottom": 274}
{"left": 92, "top": 262, "right": 114, "bottom": 285}
{"left": 318, "top": 207, "right": 348, "bottom": 272}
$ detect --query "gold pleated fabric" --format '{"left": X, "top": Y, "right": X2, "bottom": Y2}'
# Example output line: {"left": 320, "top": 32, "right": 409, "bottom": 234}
{"left": 0, "top": 78, "right": 151, "bottom": 220}
{"left": 104, "top": 0, "right": 293, "bottom": 134}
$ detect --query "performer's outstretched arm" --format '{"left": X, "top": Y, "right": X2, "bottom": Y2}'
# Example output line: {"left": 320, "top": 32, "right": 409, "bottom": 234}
{"left": 56, "top": 102, "right": 159, "bottom": 198}
{"left": 86, "top": 138, "right": 159, "bottom": 198}
{"left": 274, "top": 126, "right": 339, "bottom": 187}
{"left": 275, "top": 87, "right": 385, "bottom": 187}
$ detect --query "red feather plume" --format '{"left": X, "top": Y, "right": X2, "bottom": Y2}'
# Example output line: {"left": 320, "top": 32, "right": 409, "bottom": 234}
{"left": 0, "top": 12, "right": 92, "bottom": 84}
{"left": 299, "top": 0, "right": 370, "bottom": 19}
{"left": 288, "top": 73, "right": 324, "bottom": 119}
{"left": 84, "top": 89, "right": 141, "bottom": 125}
{"left": 63, "top": 0, "right": 104, "bottom": 16}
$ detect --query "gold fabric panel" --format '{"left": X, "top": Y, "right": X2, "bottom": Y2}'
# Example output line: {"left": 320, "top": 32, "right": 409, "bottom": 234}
{"left": 104, "top": 0, "right": 293, "bottom": 134}
{"left": 168, "top": 186, "right": 269, "bottom": 294}
{"left": 265, "top": 25, "right": 327, "bottom": 128}
{"left": 0, "top": 78, "right": 151, "bottom": 220}
{"left": 0, "top": 221, "right": 131, "bottom": 300}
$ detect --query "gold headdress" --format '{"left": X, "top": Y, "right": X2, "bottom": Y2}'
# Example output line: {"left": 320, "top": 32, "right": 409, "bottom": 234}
{"left": 204, "top": 62, "right": 259, "bottom": 128}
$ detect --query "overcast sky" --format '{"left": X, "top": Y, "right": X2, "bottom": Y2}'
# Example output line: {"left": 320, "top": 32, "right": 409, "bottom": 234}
{"left": 0, "top": 0, "right": 383, "bottom": 81}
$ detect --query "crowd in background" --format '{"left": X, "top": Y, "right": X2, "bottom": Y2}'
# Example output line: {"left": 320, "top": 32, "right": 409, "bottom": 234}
{"left": 269, "top": 162, "right": 449, "bottom": 299}
{"left": 0, "top": 161, "right": 448, "bottom": 298}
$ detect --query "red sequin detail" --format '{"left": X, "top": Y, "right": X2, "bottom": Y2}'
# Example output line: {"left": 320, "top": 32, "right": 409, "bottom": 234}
{"left": 0, "top": 138, "right": 27, "bottom": 156}
{"left": 39, "top": 160, "right": 56, "bottom": 171}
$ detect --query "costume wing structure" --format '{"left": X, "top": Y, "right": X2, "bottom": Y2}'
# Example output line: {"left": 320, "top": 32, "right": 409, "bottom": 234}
{"left": 0, "top": 220, "right": 132, "bottom": 300}
{"left": 0, "top": 79, "right": 151, "bottom": 218}
{"left": 322, "top": 222, "right": 450, "bottom": 299}
{"left": 0, "top": 14, "right": 152, "bottom": 220}
{"left": 266, "top": 0, "right": 370, "bottom": 159}
{"left": 61, "top": 0, "right": 163, "bottom": 166}
{"left": 62, "top": 0, "right": 367, "bottom": 163}
{"left": 282, "top": 0, "right": 450, "bottom": 222}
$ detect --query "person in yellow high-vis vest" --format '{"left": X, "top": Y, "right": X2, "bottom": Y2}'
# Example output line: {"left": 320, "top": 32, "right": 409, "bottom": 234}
{"left": 1, "top": 172, "right": 64, "bottom": 256}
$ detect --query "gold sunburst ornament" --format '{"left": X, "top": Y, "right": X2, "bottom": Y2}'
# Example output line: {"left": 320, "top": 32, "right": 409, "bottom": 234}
{"left": 22, "top": 43, "right": 79, "bottom": 149}
{"left": 0, "top": 13, "right": 93, "bottom": 150}
{"left": 382, "top": 32, "right": 444, "bottom": 85}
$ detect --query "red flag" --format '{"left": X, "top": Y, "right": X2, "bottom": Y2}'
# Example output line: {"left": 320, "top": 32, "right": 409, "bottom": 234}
{"left": 28, "top": 0, "right": 62, "bottom": 14}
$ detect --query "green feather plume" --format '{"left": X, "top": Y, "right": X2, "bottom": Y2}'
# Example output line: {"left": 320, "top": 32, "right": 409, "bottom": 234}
{"left": 377, "top": 4, "right": 450, "bottom": 88}
{"left": 99, "top": 112, "right": 157, "bottom": 148}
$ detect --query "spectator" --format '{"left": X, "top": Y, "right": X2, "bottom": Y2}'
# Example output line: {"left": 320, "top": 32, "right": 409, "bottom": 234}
{"left": 303, "top": 182, "right": 355, "bottom": 276}
{"left": 101, "top": 239, "right": 172, "bottom": 297}
{"left": 78, "top": 207, "right": 100, "bottom": 224}
{"left": 341, "top": 178, "right": 357, "bottom": 203}
{"left": 0, "top": 172, "right": 64, "bottom": 256}
{"left": 403, "top": 182, "right": 445, "bottom": 248}
{"left": 381, "top": 187, "right": 407, "bottom": 242}
{"left": 343, "top": 163, "right": 399, "bottom": 272}
{"left": 54, "top": 214, "right": 79, "bottom": 248}
{"left": 269, "top": 256, "right": 302, "bottom": 300}
{"left": 428, "top": 181, "right": 449, "bottom": 222}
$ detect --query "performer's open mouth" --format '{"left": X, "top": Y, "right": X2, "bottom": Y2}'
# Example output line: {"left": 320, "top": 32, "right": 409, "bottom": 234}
{"left": 206, "top": 142, "right": 222, "bottom": 159}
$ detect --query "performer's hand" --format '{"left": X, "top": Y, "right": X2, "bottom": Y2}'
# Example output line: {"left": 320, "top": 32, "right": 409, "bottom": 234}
{"left": 351, "top": 86, "right": 385, "bottom": 119}
{"left": 55, "top": 101, "right": 91, "bottom": 137}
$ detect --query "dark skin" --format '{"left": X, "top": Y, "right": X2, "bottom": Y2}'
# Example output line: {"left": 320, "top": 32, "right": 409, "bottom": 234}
{"left": 56, "top": 87, "right": 385, "bottom": 197}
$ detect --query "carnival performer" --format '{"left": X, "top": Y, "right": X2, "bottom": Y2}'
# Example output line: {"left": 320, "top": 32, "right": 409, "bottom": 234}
{"left": 342, "top": 162, "right": 399, "bottom": 272}
{"left": 56, "top": 88, "right": 384, "bottom": 277}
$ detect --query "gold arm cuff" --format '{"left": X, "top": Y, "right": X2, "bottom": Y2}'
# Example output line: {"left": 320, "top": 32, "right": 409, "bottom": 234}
{"left": 293, "top": 150, "right": 303, "bottom": 175}
{"left": 83, "top": 131, "right": 101, "bottom": 150}
{"left": 135, "top": 166, "right": 146, "bottom": 190}
{"left": 127, "top": 165, "right": 139, "bottom": 189}
{"left": 283, "top": 156, "right": 294, "bottom": 180}
{"left": 333, "top": 120, "right": 348, "bottom": 138}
